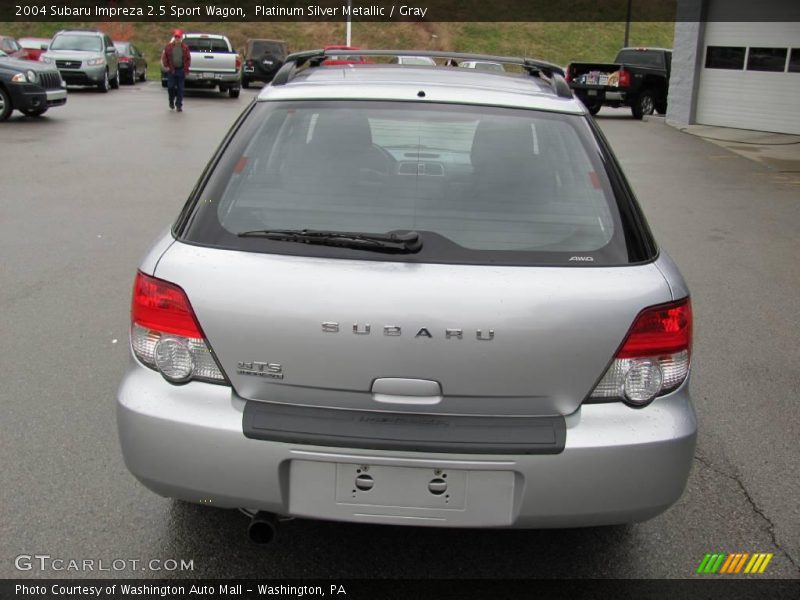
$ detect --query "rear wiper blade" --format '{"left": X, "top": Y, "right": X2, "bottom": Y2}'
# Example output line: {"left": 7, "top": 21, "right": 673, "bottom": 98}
{"left": 237, "top": 229, "right": 422, "bottom": 253}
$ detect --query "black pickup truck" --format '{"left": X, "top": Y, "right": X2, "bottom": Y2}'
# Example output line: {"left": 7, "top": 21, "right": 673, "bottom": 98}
{"left": 566, "top": 47, "right": 671, "bottom": 119}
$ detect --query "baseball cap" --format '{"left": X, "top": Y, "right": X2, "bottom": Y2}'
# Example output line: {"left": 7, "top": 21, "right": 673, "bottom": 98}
{"left": 173, "top": 29, "right": 184, "bottom": 37}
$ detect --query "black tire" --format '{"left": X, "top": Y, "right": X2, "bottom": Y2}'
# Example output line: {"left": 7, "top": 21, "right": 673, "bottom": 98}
{"left": 242, "top": 78, "right": 249, "bottom": 89}
{"left": 229, "top": 88, "right": 240, "bottom": 98}
{"left": 0, "top": 86, "right": 13, "bottom": 121}
{"left": 587, "top": 102, "right": 602, "bottom": 116}
{"left": 21, "top": 108, "right": 48, "bottom": 117}
{"left": 631, "top": 89, "right": 655, "bottom": 120}
{"left": 110, "top": 69, "right": 120, "bottom": 89}
{"left": 139, "top": 68, "right": 147, "bottom": 82}
{"left": 98, "top": 70, "right": 110, "bottom": 93}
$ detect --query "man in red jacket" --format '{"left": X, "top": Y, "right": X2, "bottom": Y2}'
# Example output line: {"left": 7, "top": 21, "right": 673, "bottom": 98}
{"left": 162, "top": 29, "right": 191, "bottom": 111}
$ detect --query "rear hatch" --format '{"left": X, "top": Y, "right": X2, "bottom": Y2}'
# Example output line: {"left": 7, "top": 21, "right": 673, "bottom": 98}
{"left": 185, "top": 36, "right": 237, "bottom": 75}
{"left": 155, "top": 243, "right": 672, "bottom": 417}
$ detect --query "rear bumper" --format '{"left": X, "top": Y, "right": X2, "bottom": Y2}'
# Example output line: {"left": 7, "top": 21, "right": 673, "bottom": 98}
{"left": 186, "top": 70, "right": 240, "bottom": 88}
{"left": 117, "top": 363, "right": 696, "bottom": 528}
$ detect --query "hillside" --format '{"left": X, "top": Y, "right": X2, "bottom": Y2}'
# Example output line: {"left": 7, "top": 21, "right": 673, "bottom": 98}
{"left": 2, "top": 21, "right": 674, "bottom": 76}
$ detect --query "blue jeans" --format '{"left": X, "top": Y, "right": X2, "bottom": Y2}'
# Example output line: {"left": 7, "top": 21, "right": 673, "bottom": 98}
{"left": 167, "top": 68, "right": 185, "bottom": 108}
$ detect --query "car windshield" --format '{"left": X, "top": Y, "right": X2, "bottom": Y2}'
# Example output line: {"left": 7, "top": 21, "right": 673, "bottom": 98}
{"left": 19, "top": 38, "right": 47, "bottom": 49}
{"left": 400, "top": 56, "right": 436, "bottom": 65}
{"left": 50, "top": 35, "right": 102, "bottom": 52}
{"left": 184, "top": 101, "right": 629, "bottom": 265}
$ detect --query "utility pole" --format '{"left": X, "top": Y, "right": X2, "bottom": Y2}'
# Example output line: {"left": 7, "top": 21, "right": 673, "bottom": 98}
{"left": 346, "top": 0, "right": 352, "bottom": 46}
{"left": 623, "top": 0, "right": 633, "bottom": 47}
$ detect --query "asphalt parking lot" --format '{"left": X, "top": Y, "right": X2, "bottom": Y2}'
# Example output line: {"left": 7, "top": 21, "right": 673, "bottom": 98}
{"left": 1, "top": 81, "right": 799, "bottom": 580}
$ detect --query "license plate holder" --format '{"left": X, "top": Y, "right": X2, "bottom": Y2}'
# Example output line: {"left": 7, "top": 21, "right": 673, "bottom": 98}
{"left": 289, "top": 461, "right": 515, "bottom": 526}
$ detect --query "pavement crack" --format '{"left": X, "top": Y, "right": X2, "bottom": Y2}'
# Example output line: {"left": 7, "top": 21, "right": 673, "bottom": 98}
{"left": 694, "top": 455, "right": 800, "bottom": 574}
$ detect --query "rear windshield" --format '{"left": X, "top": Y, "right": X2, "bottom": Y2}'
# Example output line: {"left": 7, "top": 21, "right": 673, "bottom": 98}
{"left": 50, "top": 35, "right": 102, "bottom": 52}
{"left": 186, "top": 38, "right": 230, "bottom": 53}
{"left": 249, "top": 41, "right": 285, "bottom": 57}
{"left": 615, "top": 50, "right": 666, "bottom": 68}
{"left": 180, "top": 101, "right": 647, "bottom": 266}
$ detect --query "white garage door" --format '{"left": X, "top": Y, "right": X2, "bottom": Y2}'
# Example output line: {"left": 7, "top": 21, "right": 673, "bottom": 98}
{"left": 695, "top": 19, "right": 800, "bottom": 134}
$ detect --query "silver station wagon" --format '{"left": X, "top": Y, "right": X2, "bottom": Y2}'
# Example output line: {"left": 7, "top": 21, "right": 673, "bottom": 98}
{"left": 117, "top": 50, "right": 696, "bottom": 542}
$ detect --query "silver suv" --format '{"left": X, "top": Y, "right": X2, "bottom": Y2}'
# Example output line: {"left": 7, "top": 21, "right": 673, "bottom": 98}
{"left": 41, "top": 29, "right": 119, "bottom": 92}
{"left": 117, "top": 50, "right": 696, "bottom": 540}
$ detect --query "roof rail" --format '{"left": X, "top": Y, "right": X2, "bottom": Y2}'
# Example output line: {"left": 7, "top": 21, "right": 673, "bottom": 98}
{"left": 271, "top": 49, "right": 573, "bottom": 99}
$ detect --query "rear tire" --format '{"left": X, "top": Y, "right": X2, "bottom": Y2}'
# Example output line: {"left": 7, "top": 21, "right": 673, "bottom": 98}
{"left": 631, "top": 89, "right": 655, "bottom": 120}
{"left": 139, "top": 68, "right": 147, "bottom": 82}
{"left": 229, "top": 87, "right": 240, "bottom": 98}
{"left": 242, "top": 78, "right": 249, "bottom": 89}
{"left": 0, "top": 87, "right": 13, "bottom": 121}
{"left": 110, "top": 70, "right": 120, "bottom": 89}
{"left": 587, "top": 102, "right": 602, "bottom": 116}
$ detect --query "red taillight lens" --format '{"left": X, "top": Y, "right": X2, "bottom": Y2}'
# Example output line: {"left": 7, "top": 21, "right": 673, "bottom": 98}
{"left": 617, "top": 299, "right": 692, "bottom": 359}
{"left": 565, "top": 65, "right": 572, "bottom": 82}
{"left": 619, "top": 68, "right": 630, "bottom": 87}
{"left": 590, "top": 298, "right": 692, "bottom": 407}
{"left": 235, "top": 55, "right": 242, "bottom": 70}
{"left": 132, "top": 272, "right": 202, "bottom": 339}
{"left": 119, "top": 56, "right": 130, "bottom": 63}
{"left": 130, "top": 272, "right": 226, "bottom": 384}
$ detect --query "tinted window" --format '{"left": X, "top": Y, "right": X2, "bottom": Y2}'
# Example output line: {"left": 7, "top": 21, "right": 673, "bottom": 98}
{"left": 705, "top": 46, "right": 745, "bottom": 69}
{"left": 789, "top": 48, "right": 800, "bottom": 73}
{"left": 186, "top": 38, "right": 230, "bottom": 53}
{"left": 250, "top": 41, "right": 286, "bottom": 57}
{"left": 473, "top": 62, "right": 504, "bottom": 72}
{"left": 115, "top": 42, "right": 130, "bottom": 54}
{"left": 746, "top": 47, "right": 787, "bottom": 72}
{"left": 181, "top": 101, "right": 636, "bottom": 266}
{"left": 616, "top": 50, "right": 665, "bottom": 68}
{"left": 51, "top": 35, "right": 102, "bottom": 52}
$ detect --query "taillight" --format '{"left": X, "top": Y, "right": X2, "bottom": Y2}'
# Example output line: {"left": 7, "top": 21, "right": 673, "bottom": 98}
{"left": 590, "top": 298, "right": 692, "bottom": 407}
{"left": 130, "top": 272, "right": 227, "bottom": 385}
{"left": 235, "top": 55, "right": 242, "bottom": 70}
{"left": 618, "top": 68, "right": 631, "bottom": 88}
{"left": 119, "top": 56, "right": 130, "bottom": 63}
{"left": 564, "top": 65, "right": 572, "bottom": 82}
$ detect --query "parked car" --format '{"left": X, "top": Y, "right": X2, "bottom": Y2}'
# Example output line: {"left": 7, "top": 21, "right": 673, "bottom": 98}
{"left": 242, "top": 39, "right": 288, "bottom": 87}
{"left": 17, "top": 37, "right": 51, "bottom": 62}
{"left": 390, "top": 55, "right": 436, "bottom": 66}
{"left": 114, "top": 41, "right": 147, "bottom": 84}
{"left": 118, "top": 49, "right": 695, "bottom": 539}
{"left": 0, "top": 49, "right": 66, "bottom": 120}
{"left": 566, "top": 47, "right": 672, "bottom": 119}
{"left": 321, "top": 45, "right": 368, "bottom": 65}
{"left": 459, "top": 60, "right": 506, "bottom": 72}
{"left": 40, "top": 29, "right": 120, "bottom": 93}
{"left": 0, "top": 36, "right": 25, "bottom": 59}
{"left": 161, "top": 33, "right": 241, "bottom": 98}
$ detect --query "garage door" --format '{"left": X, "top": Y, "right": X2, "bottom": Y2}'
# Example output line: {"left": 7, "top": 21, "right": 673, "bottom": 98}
{"left": 695, "top": 18, "right": 800, "bottom": 134}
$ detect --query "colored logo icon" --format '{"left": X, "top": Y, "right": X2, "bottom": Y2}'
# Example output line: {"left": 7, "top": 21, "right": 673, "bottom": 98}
{"left": 697, "top": 552, "right": 773, "bottom": 574}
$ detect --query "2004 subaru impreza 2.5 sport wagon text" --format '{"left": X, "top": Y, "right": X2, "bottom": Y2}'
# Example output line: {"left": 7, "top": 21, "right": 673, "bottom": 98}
{"left": 117, "top": 49, "right": 696, "bottom": 540}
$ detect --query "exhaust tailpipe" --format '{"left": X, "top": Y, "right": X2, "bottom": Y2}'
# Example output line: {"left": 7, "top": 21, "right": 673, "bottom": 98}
{"left": 247, "top": 511, "right": 278, "bottom": 544}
